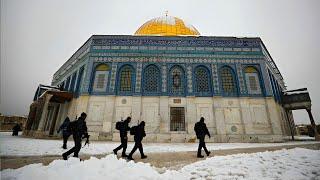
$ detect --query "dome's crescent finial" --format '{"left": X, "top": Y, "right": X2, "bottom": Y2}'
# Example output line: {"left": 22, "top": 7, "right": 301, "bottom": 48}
{"left": 165, "top": 10, "right": 168, "bottom": 17}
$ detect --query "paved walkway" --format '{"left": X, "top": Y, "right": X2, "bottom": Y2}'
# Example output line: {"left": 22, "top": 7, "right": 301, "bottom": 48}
{"left": 1, "top": 142, "right": 319, "bottom": 171}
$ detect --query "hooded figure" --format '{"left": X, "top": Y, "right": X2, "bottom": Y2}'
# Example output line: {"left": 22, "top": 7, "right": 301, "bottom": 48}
{"left": 12, "top": 123, "right": 22, "bottom": 136}
{"left": 127, "top": 121, "right": 147, "bottom": 160}
{"left": 113, "top": 117, "right": 131, "bottom": 157}
{"left": 57, "top": 117, "right": 71, "bottom": 149}
{"left": 194, "top": 117, "right": 211, "bottom": 158}
{"left": 62, "top": 112, "right": 88, "bottom": 160}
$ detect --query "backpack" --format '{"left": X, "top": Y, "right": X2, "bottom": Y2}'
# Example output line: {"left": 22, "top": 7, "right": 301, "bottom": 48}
{"left": 130, "top": 126, "right": 138, "bottom": 135}
{"left": 115, "top": 121, "right": 123, "bottom": 131}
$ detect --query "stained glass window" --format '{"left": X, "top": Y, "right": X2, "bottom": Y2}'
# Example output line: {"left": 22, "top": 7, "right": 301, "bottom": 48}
{"left": 93, "top": 64, "right": 110, "bottom": 92}
{"left": 195, "top": 66, "right": 210, "bottom": 93}
{"left": 244, "top": 67, "right": 262, "bottom": 94}
{"left": 170, "top": 66, "right": 184, "bottom": 95}
{"left": 119, "top": 66, "right": 133, "bottom": 92}
{"left": 143, "top": 65, "right": 160, "bottom": 93}
{"left": 220, "top": 67, "right": 237, "bottom": 96}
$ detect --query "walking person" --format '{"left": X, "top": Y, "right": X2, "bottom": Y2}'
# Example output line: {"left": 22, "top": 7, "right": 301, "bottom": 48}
{"left": 127, "top": 121, "right": 147, "bottom": 160}
{"left": 57, "top": 117, "right": 71, "bottom": 149}
{"left": 12, "top": 123, "right": 22, "bottom": 136}
{"left": 62, "top": 112, "right": 88, "bottom": 160}
{"left": 113, "top": 117, "right": 131, "bottom": 157}
{"left": 194, "top": 117, "right": 211, "bottom": 158}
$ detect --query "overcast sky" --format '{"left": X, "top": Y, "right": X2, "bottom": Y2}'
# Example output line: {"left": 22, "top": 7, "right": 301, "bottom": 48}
{"left": 1, "top": 0, "right": 319, "bottom": 124}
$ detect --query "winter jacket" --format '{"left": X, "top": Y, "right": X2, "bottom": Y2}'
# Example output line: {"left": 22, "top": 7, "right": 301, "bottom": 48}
{"left": 119, "top": 119, "right": 131, "bottom": 138}
{"left": 133, "top": 124, "right": 146, "bottom": 142}
{"left": 194, "top": 121, "right": 210, "bottom": 139}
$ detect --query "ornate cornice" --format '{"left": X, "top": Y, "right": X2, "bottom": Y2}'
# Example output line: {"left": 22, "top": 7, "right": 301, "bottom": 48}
{"left": 91, "top": 35, "right": 261, "bottom": 48}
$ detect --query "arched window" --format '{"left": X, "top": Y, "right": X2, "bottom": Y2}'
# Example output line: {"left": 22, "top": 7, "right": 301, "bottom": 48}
{"left": 244, "top": 67, "right": 262, "bottom": 95}
{"left": 143, "top": 65, "right": 160, "bottom": 94}
{"left": 119, "top": 65, "right": 134, "bottom": 93}
{"left": 194, "top": 66, "right": 211, "bottom": 95}
{"left": 169, "top": 66, "right": 185, "bottom": 95}
{"left": 92, "top": 64, "right": 110, "bottom": 92}
{"left": 220, "top": 66, "right": 238, "bottom": 96}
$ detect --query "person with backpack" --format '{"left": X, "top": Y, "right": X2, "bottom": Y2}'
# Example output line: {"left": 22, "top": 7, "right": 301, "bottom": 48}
{"left": 62, "top": 112, "right": 88, "bottom": 160}
{"left": 194, "top": 117, "right": 211, "bottom": 158}
{"left": 113, "top": 117, "right": 131, "bottom": 157}
{"left": 127, "top": 121, "right": 147, "bottom": 160}
{"left": 57, "top": 117, "right": 71, "bottom": 149}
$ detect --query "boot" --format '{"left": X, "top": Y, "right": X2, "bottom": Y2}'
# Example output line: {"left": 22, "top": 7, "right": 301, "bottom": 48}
{"left": 62, "top": 153, "right": 68, "bottom": 160}
{"left": 113, "top": 149, "right": 117, "bottom": 155}
{"left": 197, "top": 155, "right": 204, "bottom": 158}
{"left": 206, "top": 151, "right": 211, "bottom": 156}
{"left": 141, "top": 155, "right": 147, "bottom": 159}
{"left": 121, "top": 154, "right": 128, "bottom": 157}
{"left": 127, "top": 155, "right": 134, "bottom": 160}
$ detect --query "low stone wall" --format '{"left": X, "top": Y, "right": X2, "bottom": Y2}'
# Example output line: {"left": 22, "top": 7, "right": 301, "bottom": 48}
{"left": 0, "top": 115, "right": 27, "bottom": 131}
{"left": 23, "top": 130, "right": 60, "bottom": 139}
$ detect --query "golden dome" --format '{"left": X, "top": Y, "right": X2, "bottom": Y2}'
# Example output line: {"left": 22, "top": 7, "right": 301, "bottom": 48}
{"left": 134, "top": 16, "right": 200, "bottom": 36}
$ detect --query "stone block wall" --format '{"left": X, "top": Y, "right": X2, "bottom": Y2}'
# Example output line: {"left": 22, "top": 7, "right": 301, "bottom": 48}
{"left": 63, "top": 95, "right": 288, "bottom": 142}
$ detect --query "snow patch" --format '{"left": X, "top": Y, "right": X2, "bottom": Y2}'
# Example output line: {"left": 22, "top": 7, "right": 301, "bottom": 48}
{"left": 0, "top": 132, "right": 319, "bottom": 156}
{"left": 1, "top": 148, "right": 320, "bottom": 180}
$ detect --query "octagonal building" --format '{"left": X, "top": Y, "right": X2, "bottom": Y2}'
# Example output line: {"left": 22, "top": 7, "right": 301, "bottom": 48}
{"left": 25, "top": 16, "right": 294, "bottom": 142}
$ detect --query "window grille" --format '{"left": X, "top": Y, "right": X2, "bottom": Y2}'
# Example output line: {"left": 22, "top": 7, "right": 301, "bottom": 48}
{"left": 220, "top": 67, "right": 237, "bottom": 95}
{"left": 195, "top": 67, "right": 210, "bottom": 93}
{"left": 144, "top": 65, "right": 160, "bottom": 93}
{"left": 244, "top": 67, "right": 261, "bottom": 95}
{"left": 249, "top": 76, "right": 258, "bottom": 90}
{"left": 170, "top": 107, "right": 185, "bottom": 131}
{"left": 120, "top": 66, "right": 132, "bottom": 92}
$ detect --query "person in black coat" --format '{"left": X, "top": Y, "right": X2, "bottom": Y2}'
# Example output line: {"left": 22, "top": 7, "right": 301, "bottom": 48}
{"left": 57, "top": 117, "right": 71, "bottom": 149}
{"left": 113, "top": 117, "right": 131, "bottom": 157}
{"left": 194, "top": 117, "right": 211, "bottom": 158}
{"left": 127, "top": 121, "right": 147, "bottom": 160}
{"left": 62, "top": 112, "right": 88, "bottom": 160}
{"left": 12, "top": 123, "right": 22, "bottom": 136}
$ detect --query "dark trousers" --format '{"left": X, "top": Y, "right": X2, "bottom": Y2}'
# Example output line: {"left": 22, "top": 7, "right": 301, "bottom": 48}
{"left": 197, "top": 137, "right": 209, "bottom": 156}
{"left": 63, "top": 135, "right": 82, "bottom": 157}
{"left": 62, "top": 134, "right": 70, "bottom": 148}
{"left": 129, "top": 141, "right": 144, "bottom": 157}
{"left": 12, "top": 131, "right": 18, "bottom": 136}
{"left": 114, "top": 136, "right": 128, "bottom": 155}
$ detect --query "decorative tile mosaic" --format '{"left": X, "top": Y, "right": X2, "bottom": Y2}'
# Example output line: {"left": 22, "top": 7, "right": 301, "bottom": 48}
{"left": 135, "top": 63, "right": 142, "bottom": 92}
{"left": 109, "top": 63, "right": 118, "bottom": 92}
{"left": 187, "top": 65, "right": 193, "bottom": 93}
{"left": 161, "top": 64, "right": 167, "bottom": 92}
{"left": 211, "top": 64, "right": 220, "bottom": 94}
{"left": 236, "top": 64, "right": 247, "bottom": 94}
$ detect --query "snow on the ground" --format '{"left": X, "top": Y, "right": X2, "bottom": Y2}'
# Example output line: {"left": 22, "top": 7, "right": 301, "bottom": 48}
{"left": 0, "top": 132, "right": 319, "bottom": 156}
{"left": 1, "top": 148, "right": 320, "bottom": 180}
{"left": 293, "top": 136, "right": 316, "bottom": 140}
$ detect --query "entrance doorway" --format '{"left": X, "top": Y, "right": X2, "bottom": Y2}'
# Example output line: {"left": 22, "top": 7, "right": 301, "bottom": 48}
{"left": 170, "top": 107, "right": 185, "bottom": 131}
